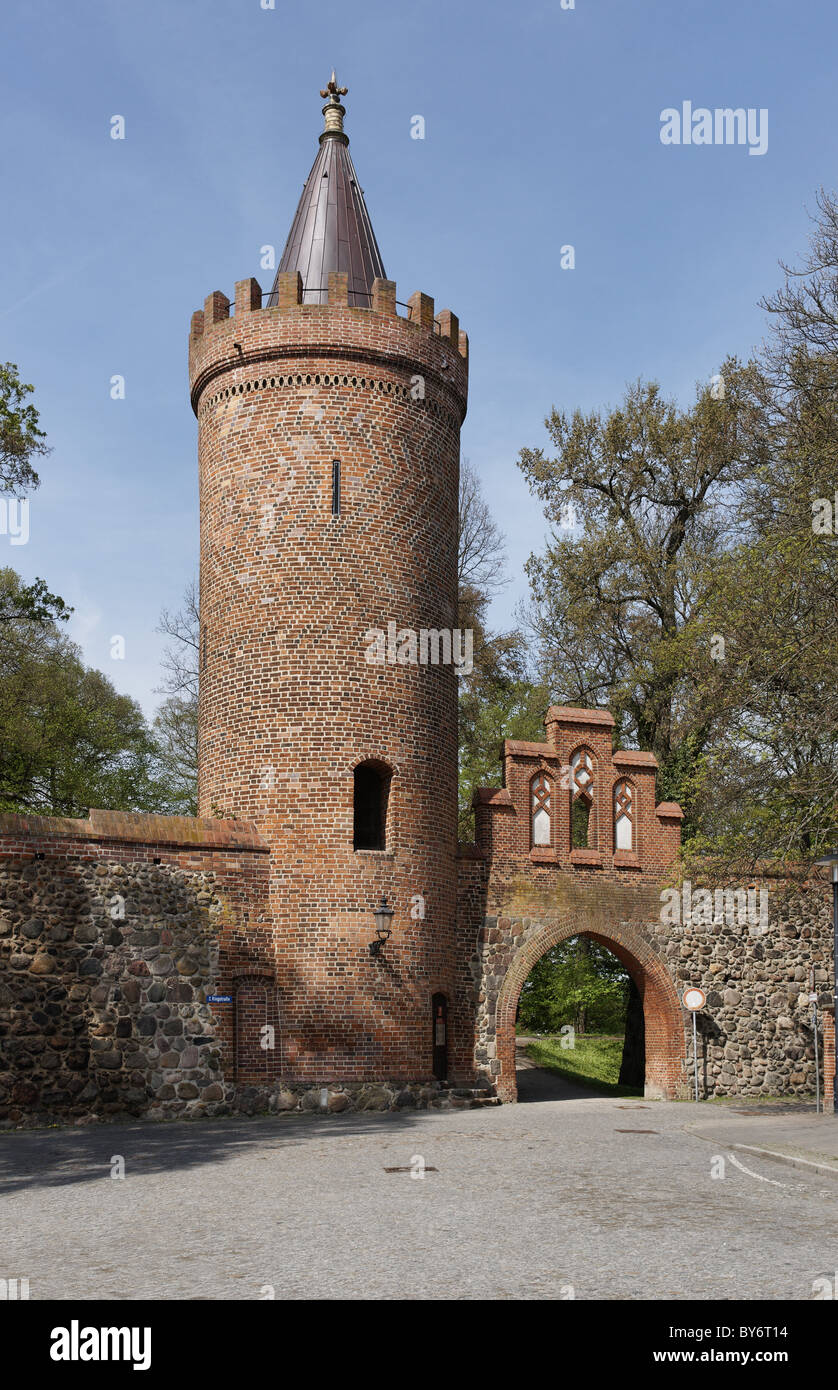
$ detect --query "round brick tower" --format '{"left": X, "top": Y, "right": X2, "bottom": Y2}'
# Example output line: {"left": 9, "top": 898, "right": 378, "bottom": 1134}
{"left": 188, "top": 76, "right": 469, "bottom": 1085}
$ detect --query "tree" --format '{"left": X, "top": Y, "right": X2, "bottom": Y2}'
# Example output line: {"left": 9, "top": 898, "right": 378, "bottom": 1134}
{"left": 157, "top": 578, "right": 199, "bottom": 702}
{"left": 518, "top": 192, "right": 838, "bottom": 866}
{"left": 684, "top": 194, "right": 838, "bottom": 866}
{"left": 0, "top": 365, "right": 70, "bottom": 639}
{"left": 0, "top": 569, "right": 163, "bottom": 816}
{"left": 456, "top": 461, "right": 545, "bottom": 837}
{"left": 151, "top": 695, "right": 199, "bottom": 816}
{"left": 0, "top": 575, "right": 70, "bottom": 629}
{"left": 518, "top": 936, "right": 629, "bottom": 1035}
{"left": 458, "top": 457, "right": 508, "bottom": 602}
{"left": 0, "top": 362, "right": 50, "bottom": 495}
{"left": 153, "top": 579, "right": 200, "bottom": 814}
{"left": 458, "top": 671, "right": 550, "bottom": 838}
{"left": 760, "top": 187, "right": 838, "bottom": 375}
{"left": 517, "top": 366, "right": 769, "bottom": 827}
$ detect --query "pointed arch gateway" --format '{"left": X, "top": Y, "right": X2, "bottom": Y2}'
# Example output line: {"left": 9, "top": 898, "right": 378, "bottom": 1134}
{"left": 494, "top": 916, "right": 685, "bottom": 1103}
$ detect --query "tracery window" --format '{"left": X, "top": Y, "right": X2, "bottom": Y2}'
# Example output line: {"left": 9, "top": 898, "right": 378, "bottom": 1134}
{"left": 531, "top": 772, "right": 551, "bottom": 847}
{"left": 570, "top": 749, "right": 595, "bottom": 849}
{"left": 614, "top": 779, "right": 634, "bottom": 851}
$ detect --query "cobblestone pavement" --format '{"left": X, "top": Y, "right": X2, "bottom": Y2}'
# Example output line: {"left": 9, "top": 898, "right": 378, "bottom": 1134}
{"left": 2, "top": 1083, "right": 837, "bottom": 1301}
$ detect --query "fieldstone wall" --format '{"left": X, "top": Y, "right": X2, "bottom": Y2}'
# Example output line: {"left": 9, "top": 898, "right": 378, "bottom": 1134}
{"left": 464, "top": 866, "right": 834, "bottom": 1102}
{"left": 0, "top": 856, "right": 236, "bottom": 1128}
{"left": 1, "top": 811, "right": 833, "bottom": 1126}
{"left": 0, "top": 842, "right": 496, "bottom": 1128}
{"left": 222, "top": 1079, "right": 498, "bottom": 1116}
{"left": 662, "top": 878, "right": 832, "bottom": 1098}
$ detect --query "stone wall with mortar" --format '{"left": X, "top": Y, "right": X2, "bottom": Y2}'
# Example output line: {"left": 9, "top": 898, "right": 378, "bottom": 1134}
{"left": 457, "top": 856, "right": 834, "bottom": 1103}
{"left": 662, "top": 874, "right": 833, "bottom": 1099}
{"left": 0, "top": 812, "right": 495, "bottom": 1127}
{"left": 0, "top": 811, "right": 272, "bottom": 1128}
{"left": 458, "top": 709, "right": 834, "bottom": 1103}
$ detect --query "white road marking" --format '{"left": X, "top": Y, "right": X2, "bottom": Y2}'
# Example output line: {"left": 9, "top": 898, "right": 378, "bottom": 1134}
{"left": 728, "top": 1151, "right": 793, "bottom": 1187}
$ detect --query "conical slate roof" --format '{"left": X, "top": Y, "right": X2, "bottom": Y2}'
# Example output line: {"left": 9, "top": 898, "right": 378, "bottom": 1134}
{"left": 269, "top": 74, "right": 386, "bottom": 308}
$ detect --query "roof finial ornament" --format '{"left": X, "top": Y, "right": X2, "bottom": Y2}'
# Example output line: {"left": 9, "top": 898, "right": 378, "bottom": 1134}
{"left": 319, "top": 70, "right": 349, "bottom": 142}
{"left": 320, "top": 70, "right": 348, "bottom": 100}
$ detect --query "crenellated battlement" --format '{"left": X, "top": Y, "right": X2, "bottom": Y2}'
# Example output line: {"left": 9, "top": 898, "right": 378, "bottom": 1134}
{"left": 189, "top": 272, "right": 468, "bottom": 417}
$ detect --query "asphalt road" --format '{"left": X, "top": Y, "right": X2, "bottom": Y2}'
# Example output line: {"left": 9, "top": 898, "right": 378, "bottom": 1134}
{"left": 2, "top": 1073, "right": 837, "bottom": 1301}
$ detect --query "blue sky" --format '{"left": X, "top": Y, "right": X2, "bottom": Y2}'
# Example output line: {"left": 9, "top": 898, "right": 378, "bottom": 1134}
{"left": 1, "top": 0, "right": 835, "bottom": 715}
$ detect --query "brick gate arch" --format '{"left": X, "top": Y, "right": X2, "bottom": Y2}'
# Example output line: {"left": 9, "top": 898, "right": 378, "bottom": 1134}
{"left": 490, "top": 915, "right": 686, "bottom": 1103}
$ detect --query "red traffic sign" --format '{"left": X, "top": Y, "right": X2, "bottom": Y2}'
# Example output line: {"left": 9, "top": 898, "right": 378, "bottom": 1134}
{"left": 683, "top": 987, "right": 706, "bottom": 1011}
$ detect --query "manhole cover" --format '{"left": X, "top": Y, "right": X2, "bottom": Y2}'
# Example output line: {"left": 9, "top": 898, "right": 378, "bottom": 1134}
{"left": 383, "top": 1165, "right": 438, "bottom": 1173}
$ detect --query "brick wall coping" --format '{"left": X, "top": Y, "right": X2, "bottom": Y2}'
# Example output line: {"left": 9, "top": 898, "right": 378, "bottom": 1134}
{"left": 655, "top": 802, "right": 685, "bottom": 819}
{"left": 545, "top": 705, "right": 615, "bottom": 727}
{"left": 472, "top": 788, "right": 513, "bottom": 808}
{"left": 502, "top": 740, "right": 557, "bottom": 758}
{"left": 0, "top": 808, "right": 269, "bottom": 852}
{"left": 457, "top": 842, "right": 486, "bottom": 860}
{"left": 613, "top": 749, "right": 659, "bottom": 767}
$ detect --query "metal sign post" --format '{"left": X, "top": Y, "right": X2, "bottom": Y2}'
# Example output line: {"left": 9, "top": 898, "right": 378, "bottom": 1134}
{"left": 812, "top": 996, "right": 821, "bottom": 1115}
{"left": 683, "top": 987, "right": 706, "bottom": 1102}
{"left": 809, "top": 968, "right": 820, "bottom": 1115}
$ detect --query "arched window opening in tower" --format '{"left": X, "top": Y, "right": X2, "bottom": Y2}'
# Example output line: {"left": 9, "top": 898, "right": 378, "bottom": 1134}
{"left": 353, "top": 761, "right": 391, "bottom": 850}
{"left": 531, "top": 772, "right": 551, "bottom": 847}
{"left": 331, "top": 458, "right": 341, "bottom": 516}
{"left": 570, "top": 748, "right": 595, "bottom": 849}
{"left": 614, "top": 779, "right": 634, "bottom": 851}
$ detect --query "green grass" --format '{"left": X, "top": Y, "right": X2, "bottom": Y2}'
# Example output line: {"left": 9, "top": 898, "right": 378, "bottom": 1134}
{"left": 525, "top": 1034, "right": 643, "bottom": 1098}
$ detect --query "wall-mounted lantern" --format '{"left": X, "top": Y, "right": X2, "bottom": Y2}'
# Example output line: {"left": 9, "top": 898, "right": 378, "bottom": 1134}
{"left": 369, "top": 895, "right": 394, "bottom": 957}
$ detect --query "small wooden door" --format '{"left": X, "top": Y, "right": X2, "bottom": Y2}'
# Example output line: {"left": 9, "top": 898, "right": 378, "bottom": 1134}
{"left": 432, "top": 993, "right": 448, "bottom": 1081}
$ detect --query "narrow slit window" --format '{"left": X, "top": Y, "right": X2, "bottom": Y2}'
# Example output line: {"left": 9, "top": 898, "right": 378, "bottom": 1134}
{"left": 353, "top": 761, "right": 390, "bottom": 850}
{"left": 331, "top": 458, "right": 341, "bottom": 516}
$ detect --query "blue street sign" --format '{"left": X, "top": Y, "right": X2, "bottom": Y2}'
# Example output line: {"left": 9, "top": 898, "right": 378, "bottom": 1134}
{"left": 207, "top": 994, "right": 232, "bottom": 1003}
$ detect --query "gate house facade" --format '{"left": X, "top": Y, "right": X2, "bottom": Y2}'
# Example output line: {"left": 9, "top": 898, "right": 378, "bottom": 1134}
{"left": 0, "top": 80, "right": 835, "bottom": 1126}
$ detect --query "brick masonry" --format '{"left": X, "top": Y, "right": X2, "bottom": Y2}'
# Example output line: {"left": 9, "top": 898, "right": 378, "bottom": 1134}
{"left": 190, "top": 273, "right": 468, "bottom": 1088}
{"left": 456, "top": 707, "right": 834, "bottom": 1103}
{"left": 0, "top": 274, "right": 834, "bottom": 1123}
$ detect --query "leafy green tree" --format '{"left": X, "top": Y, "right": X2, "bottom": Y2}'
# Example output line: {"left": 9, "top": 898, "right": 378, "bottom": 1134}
{"left": 517, "top": 365, "right": 769, "bottom": 829}
{"left": 518, "top": 937, "right": 629, "bottom": 1035}
{"left": 0, "top": 366, "right": 70, "bottom": 638}
{"left": 0, "top": 569, "right": 167, "bottom": 817}
{"left": 0, "top": 362, "right": 50, "bottom": 495}
{"left": 151, "top": 694, "right": 198, "bottom": 816}
{"left": 683, "top": 193, "right": 838, "bottom": 867}
{"left": 516, "top": 189, "right": 838, "bottom": 865}
{"left": 457, "top": 460, "right": 546, "bottom": 837}
{"left": 458, "top": 664, "right": 549, "bottom": 839}
{"left": 0, "top": 574, "right": 70, "bottom": 629}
